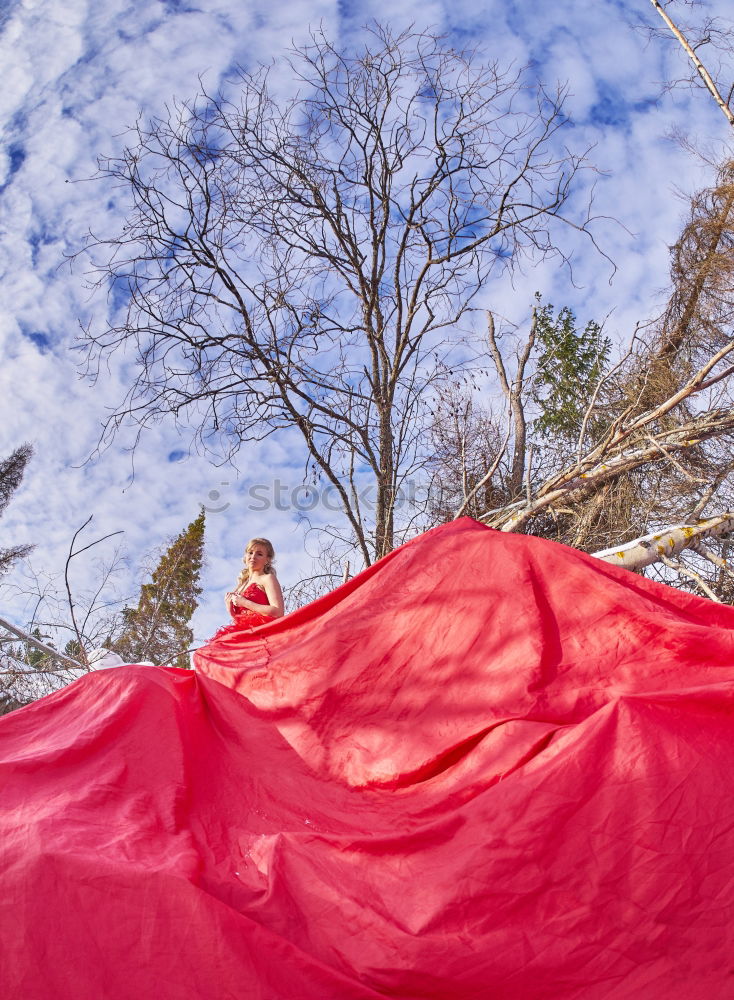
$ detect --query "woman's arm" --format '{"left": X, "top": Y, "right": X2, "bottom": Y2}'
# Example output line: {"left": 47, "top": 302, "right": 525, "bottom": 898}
{"left": 263, "top": 573, "right": 285, "bottom": 618}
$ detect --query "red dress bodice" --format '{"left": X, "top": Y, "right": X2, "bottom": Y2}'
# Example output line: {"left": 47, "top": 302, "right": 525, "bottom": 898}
{"left": 232, "top": 583, "right": 271, "bottom": 622}
{"left": 209, "top": 582, "right": 275, "bottom": 643}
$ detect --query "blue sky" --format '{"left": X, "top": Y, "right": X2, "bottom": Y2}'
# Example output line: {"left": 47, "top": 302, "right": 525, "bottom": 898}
{"left": 1, "top": 0, "right": 732, "bottom": 647}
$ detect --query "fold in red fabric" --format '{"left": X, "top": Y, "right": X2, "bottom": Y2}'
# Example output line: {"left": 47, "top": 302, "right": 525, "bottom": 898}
{"left": 2, "top": 518, "right": 734, "bottom": 998}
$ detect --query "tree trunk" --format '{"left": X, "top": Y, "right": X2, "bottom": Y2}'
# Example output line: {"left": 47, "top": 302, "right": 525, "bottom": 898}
{"left": 591, "top": 513, "right": 734, "bottom": 571}
{"left": 375, "top": 405, "right": 395, "bottom": 560}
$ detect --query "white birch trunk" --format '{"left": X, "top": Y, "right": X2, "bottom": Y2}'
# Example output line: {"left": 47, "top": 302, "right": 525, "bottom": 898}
{"left": 591, "top": 513, "right": 734, "bottom": 571}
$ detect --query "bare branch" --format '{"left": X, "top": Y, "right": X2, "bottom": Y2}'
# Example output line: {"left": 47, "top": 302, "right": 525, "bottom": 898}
{"left": 454, "top": 427, "right": 511, "bottom": 519}
{"left": 63, "top": 518, "right": 124, "bottom": 668}
{"left": 649, "top": 0, "right": 734, "bottom": 127}
{"left": 660, "top": 552, "right": 722, "bottom": 601}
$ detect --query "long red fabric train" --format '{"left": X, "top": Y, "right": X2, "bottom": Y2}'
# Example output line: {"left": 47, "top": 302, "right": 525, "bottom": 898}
{"left": 2, "top": 518, "right": 734, "bottom": 998}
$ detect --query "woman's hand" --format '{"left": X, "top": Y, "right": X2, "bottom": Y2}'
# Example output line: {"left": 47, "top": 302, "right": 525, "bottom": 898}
{"left": 227, "top": 592, "right": 255, "bottom": 611}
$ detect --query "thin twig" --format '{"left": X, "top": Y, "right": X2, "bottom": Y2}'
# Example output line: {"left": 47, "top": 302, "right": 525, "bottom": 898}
{"left": 660, "top": 553, "right": 722, "bottom": 601}
{"left": 642, "top": 432, "right": 708, "bottom": 483}
{"left": 455, "top": 427, "right": 511, "bottom": 519}
{"left": 63, "top": 517, "right": 124, "bottom": 668}
{"left": 691, "top": 541, "right": 734, "bottom": 581}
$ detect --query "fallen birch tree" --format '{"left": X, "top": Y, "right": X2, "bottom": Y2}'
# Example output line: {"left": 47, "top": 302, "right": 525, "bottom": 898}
{"left": 591, "top": 513, "right": 734, "bottom": 572}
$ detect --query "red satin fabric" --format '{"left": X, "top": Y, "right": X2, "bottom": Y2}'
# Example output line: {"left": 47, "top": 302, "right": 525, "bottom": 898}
{"left": 2, "top": 518, "right": 734, "bottom": 998}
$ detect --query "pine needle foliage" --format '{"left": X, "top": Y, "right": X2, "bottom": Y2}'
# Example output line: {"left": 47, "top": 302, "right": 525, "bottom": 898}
{"left": 0, "top": 443, "right": 34, "bottom": 576}
{"left": 112, "top": 510, "right": 205, "bottom": 668}
{"left": 531, "top": 296, "right": 611, "bottom": 442}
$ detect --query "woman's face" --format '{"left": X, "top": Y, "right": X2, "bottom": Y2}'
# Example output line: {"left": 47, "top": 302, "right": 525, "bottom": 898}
{"left": 245, "top": 544, "right": 269, "bottom": 573}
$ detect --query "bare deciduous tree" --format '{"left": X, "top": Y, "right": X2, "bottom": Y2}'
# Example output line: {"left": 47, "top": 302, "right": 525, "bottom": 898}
{"left": 424, "top": 383, "right": 506, "bottom": 523}
{"left": 79, "top": 24, "right": 598, "bottom": 565}
{"left": 647, "top": 0, "right": 734, "bottom": 128}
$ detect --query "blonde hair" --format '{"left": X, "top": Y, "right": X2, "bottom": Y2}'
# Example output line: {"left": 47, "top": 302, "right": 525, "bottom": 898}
{"left": 234, "top": 537, "right": 275, "bottom": 590}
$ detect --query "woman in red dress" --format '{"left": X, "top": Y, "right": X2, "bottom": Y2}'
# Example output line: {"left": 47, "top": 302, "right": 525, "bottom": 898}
{"left": 211, "top": 537, "right": 285, "bottom": 639}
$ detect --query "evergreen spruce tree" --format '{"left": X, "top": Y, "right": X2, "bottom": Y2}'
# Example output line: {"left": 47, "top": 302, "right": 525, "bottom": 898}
{"left": 26, "top": 627, "right": 52, "bottom": 667}
{"left": 0, "top": 443, "right": 34, "bottom": 576}
{"left": 111, "top": 509, "right": 205, "bottom": 668}
{"left": 531, "top": 296, "right": 611, "bottom": 443}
